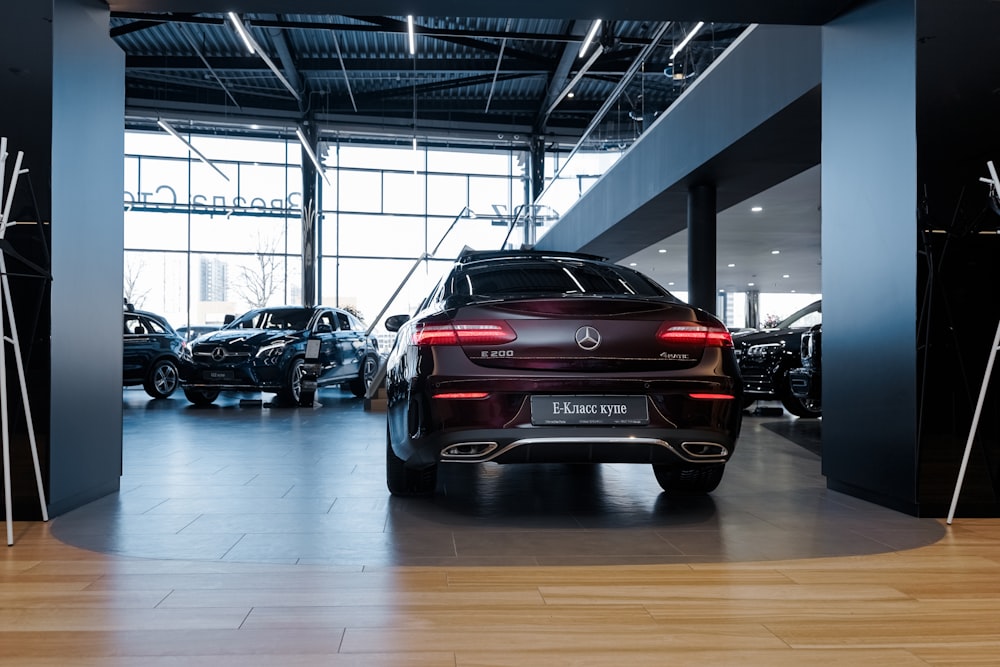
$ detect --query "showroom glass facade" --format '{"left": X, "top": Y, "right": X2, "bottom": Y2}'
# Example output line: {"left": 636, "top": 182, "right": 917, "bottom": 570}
{"left": 124, "top": 129, "right": 816, "bottom": 340}
{"left": 125, "top": 130, "right": 614, "bottom": 345}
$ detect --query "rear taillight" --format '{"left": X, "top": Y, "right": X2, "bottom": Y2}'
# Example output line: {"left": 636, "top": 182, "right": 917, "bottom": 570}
{"left": 656, "top": 323, "right": 733, "bottom": 348}
{"left": 412, "top": 321, "right": 517, "bottom": 346}
{"left": 432, "top": 392, "right": 490, "bottom": 399}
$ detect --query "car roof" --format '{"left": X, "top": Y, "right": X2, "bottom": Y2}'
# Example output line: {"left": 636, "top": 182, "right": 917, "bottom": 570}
{"left": 456, "top": 248, "right": 609, "bottom": 265}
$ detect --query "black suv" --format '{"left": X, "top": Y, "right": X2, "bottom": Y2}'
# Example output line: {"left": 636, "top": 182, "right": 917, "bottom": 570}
{"left": 732, "top": 300, "right": 822, "bottom": 418}
{"left": 123, "top": 305, "right": 185, "bottom": 399}
{"left": 178, "top": 305, "right": 380, "bottom": 406}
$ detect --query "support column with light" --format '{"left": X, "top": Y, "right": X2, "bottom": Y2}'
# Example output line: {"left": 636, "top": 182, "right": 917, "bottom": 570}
{"left": 687, "top": 182, "right": 717, "bottom": 315}
{"left": 745, "top": 289, "right": 760, "bottom": 328}
{"left": 300, "top": 121, "right": 319, "bottom": 308}
{"left": 524, "top": 135, "right": 545, "bottom": 247}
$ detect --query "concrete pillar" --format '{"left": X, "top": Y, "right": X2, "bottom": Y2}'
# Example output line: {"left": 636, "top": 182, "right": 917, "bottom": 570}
{"left": 687, "top": 183, "right": 717, "bottom": 315}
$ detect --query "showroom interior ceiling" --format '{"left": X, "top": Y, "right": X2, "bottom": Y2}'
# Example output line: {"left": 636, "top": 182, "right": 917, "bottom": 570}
{"left": 111, "top": 13, "right": 750, "bottom": 149}
{"left": 109, "top": 1, "right": 865, "bottom": 300}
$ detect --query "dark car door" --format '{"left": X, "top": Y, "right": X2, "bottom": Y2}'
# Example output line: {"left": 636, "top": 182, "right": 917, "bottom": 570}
{"left": 333, "top": 309, "right": 368, "bottom": 380}
{"left": 123, "top": 313, "right": 167, "bottom": 382}
{"left": 310, "top": 310, "right": 344, "bottom": 384}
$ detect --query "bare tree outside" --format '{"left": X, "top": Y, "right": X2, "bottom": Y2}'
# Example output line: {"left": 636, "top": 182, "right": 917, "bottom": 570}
{"left": 234, "top": 232, "right": 284, "bottom": 309}
{"left": 123, "top": 254, "right": 150, "bottom": 308}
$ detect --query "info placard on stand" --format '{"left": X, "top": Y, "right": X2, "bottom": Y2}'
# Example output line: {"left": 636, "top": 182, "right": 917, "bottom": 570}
{"left": 0, "top": 137, "right": 49, "bottom": 544}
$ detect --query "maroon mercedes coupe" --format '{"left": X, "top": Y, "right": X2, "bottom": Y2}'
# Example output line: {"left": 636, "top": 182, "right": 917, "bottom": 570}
{"left": 383, "top": 249, "right": 743, "bottom": 497}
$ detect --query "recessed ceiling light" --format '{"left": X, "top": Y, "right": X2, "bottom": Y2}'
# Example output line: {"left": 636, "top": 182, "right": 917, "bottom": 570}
{"left": 629, "top": 262, "right": 637, "bottom": 266}
{"left": 668, "top": 282, "right": 675, "bottom": 286}
{"left": 748, "top": 282, "right": 755, "bottom": 287}
{"left": 567, "top": 91, "right": 575, "bottom": 98}
{"left": 751, "top": 206, "right": 763, "bottom": 213}
{"left": 727, "top": 263, "right": 735, "bottom": 268}
{"left": 782, "top": 274, "right": 790, "bottom": 278}
{"left": 658, "top": 248, "right": 666, "bottom": 254}
{"left": 771, "top": 250, "right": 780, "bottom": 255}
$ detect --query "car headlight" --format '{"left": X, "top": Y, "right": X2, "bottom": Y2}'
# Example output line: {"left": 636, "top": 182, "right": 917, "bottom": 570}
{"left": 746, "top": 342, "right": 784, "bottom": 359}
{"left": 255, "top": 341, "right": 287, "bottom": 360}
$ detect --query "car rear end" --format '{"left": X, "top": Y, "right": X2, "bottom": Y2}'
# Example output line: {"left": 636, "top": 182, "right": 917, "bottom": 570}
{"left": 386, "top": 254, "right": 743, "bottom": 492}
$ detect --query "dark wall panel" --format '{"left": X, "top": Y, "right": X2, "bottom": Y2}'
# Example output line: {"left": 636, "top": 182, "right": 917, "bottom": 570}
{"left": 821, "top": 0, "right": 918, "bottom": 513}
{"left": 48, "top": 0, "right": 125, "bottom": 515}
{"left": 914, "top": 0, "right": 1000, "bottom": 516}
{"left": 1, "top": 3, "right": 56, "bottom": 518}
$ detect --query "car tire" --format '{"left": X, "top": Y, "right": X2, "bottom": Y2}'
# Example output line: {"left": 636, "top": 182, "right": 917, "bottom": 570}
{"left": 277, "top": 358, "right": 305, "bottom": 405}
{"left": 183, "top": 387, "right": 219, "bottom": 406}
{"left": 386, "top": 427, "right": 437, "bottom": 496}
{"left": 652, "top": 463, "right": 725, "bottom": 495}
{"left": 349, "top": 354, "right": 380, "bottom": 398}
{"left": 143, "top": 358, "right": 179, "bottom": 399}
{"left": 780, "top": 392, "right": 822, "bottom": 419}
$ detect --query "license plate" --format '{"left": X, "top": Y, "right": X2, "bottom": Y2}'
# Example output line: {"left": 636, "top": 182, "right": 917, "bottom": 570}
{"left": 530, "top": 395, "right": 649, "bottom": 426}
{"left": 204, "top": 370, "right": 233, "bottom": 381}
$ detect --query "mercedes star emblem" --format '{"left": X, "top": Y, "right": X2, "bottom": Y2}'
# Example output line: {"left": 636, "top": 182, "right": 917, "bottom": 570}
{"left": 211, "top": 346, "right": 227, "bottom": 361}
{"left": 574, "top": 325, "right": 601, "bottom": 351}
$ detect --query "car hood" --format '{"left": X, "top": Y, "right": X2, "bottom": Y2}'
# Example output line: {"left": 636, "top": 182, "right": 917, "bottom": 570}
{"left": 195, "top": 328, "right": 303, "bottom": 348}
{"left": 732, "top": 327, "right": 805, "bottom": 350}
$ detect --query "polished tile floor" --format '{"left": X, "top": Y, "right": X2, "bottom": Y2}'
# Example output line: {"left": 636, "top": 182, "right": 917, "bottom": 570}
{"left": 51, "top": 388, "right": 945, "bottom": 566}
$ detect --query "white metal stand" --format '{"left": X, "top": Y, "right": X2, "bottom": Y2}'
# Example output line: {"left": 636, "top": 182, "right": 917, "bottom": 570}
{"left": 0, "top": 137, "right": 50, "bottom": 545}
{"left": 947, "top": 160, "right": 1000, "bottom": 525}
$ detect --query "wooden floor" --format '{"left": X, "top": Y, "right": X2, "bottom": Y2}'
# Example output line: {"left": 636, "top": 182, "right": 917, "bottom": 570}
{"left": 1, "top": 391, "right": 997, "bottom": 665}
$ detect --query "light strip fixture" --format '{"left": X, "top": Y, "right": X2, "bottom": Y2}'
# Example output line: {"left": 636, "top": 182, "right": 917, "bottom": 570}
{"left": 295, "top": 126, "right": 331, "bottom": 185}
{"left": 227, "top": 11, "right": 256, "bottom": 54}
{"left": 407, "top": 15, "right": 416, "bottom": 55}
{"left": 157, "top": 119, "right": 230, "bottom": 182}
{"left": 579, "top": 19, "right": 602, "bottom": 58}
{"left": 670, "top": 21, "right": 705, "bottom": 61}
{"left": 227, "top": 12, "right": 302, "bottom": 102}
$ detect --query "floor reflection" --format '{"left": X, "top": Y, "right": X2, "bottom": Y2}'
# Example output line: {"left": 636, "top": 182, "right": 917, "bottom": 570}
{"left": 52, "top": 388, "right": 946, "bottom": 566}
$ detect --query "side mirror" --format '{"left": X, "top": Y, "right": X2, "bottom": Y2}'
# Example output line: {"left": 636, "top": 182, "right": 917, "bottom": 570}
{"left": 315, "top": 323, "right": 333, "bottom": 334}
{"left": 223, "top": 314, "right": 235, "bottom": 325}
{"left": 384, "top": 314, "right": 410, "bottom": 332}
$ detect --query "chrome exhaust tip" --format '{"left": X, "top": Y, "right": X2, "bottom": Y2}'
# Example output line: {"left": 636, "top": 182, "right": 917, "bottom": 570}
{"left": 680, "top": 441, "right": 729, "bottom": 458}
{"left": 441, "top": 442, "right": 498, "bottom": 459}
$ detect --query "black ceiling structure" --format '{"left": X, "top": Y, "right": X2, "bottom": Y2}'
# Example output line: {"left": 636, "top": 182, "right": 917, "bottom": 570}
{"left": 106, "top": 0, "right": 864, "bottom": 296}
{"left": 112, "top": 12, "right": 751, "bottom": 150}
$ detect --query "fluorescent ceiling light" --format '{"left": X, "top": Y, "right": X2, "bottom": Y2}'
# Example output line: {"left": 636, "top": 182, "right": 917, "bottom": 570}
{"left": 227, "top": 11, "right": 301, "bottom": 102}
{"left": 228, "top": 12, "right": 256, "bottom": 55}
{"left": 670, "top": 21, "right": 704, "bottom": 61}
{"left": 408, "top": 16, "right": 416, "bottom": 55}
{"left": 579, "top": 19, "right": 602, "bottom": 58}
{"left": 295, "top": 126, "right": 331, "bottom": 185}
{"left": 157, "top": 119, "right": 230, "bottom": 182}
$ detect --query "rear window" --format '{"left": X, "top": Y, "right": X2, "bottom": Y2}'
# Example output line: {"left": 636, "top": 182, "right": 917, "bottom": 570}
{"left": 444, "top": 259, "right": 671, "bottom": 299}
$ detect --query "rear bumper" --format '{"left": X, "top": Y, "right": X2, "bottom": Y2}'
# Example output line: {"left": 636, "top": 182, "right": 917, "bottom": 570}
{"left": 413, "top": 426, "right": 736, "bottom": 467}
